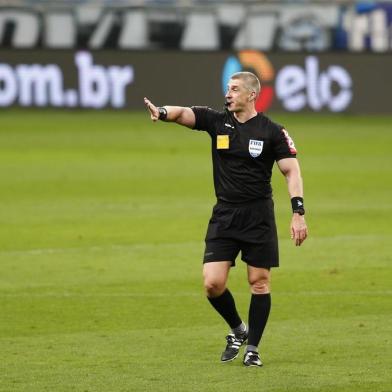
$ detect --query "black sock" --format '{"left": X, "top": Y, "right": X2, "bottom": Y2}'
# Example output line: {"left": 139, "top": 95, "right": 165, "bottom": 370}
{"left": 247, "top": 293, "right": 271, "bottom": 348}
{"left": 207, "top": 289, "right": 242, "bottom": 329}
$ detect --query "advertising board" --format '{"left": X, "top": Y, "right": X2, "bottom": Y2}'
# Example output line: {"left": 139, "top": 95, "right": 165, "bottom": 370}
{"left": 0, "top": 50, "right": 391, "bottom": 113}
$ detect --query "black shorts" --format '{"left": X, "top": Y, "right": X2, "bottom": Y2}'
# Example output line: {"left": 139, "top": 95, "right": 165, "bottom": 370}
{"left": 203, "top": 199, "right": 279, "bottom": 268}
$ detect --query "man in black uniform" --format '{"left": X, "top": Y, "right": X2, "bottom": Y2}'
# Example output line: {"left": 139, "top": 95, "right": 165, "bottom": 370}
{"left": 144, "top": 72, "right": 307, "bottom": 367}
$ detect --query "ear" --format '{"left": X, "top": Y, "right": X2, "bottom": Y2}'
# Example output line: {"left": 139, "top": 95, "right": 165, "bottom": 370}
{"left": 248, "top": 91, "right": 256, "bottom": 102}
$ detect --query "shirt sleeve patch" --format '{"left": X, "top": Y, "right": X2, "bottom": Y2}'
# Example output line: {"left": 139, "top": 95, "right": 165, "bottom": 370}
{"left": 281, "top": 128, "right": 297, "bottom": 154}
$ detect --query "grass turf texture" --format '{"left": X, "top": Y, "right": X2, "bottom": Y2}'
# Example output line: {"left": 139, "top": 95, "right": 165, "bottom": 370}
{"left": 0, "top": 110, "right": 391, "bottom": 392}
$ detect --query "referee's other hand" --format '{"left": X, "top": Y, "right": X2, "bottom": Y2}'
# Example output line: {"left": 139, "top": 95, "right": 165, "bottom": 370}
{"left": 144, "top": 97, "right": 159, "bottom": 122}
{"left": 291, "top": 214, "right": 308, "bottom": 246}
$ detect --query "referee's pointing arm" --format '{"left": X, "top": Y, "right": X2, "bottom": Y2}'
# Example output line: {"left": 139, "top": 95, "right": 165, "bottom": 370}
{"left": 144, "top": 97, "right": 195, "bottom": 129}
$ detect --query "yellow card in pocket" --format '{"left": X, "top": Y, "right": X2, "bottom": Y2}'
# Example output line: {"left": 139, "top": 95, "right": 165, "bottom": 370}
{"left": 217, "top": 135, "right": 229, "bottom": 149}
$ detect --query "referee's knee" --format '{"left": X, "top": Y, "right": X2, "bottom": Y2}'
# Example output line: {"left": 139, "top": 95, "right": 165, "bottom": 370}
{"left": 204, "top": 278, "right": 226, "bottom": 298}
{"left": 248, "top": 277, "right": 270, "bottom": 294}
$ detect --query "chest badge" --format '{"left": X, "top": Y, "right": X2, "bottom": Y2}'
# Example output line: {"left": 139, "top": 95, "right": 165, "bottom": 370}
{"left": 217, "top": 135, "right": 230, "bottom": 149}
{"left": 249, "top": 139, "right": 264, "bottom": 158}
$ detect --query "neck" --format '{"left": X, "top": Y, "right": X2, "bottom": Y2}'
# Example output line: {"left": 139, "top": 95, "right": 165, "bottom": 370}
{"left": 233, "top": 107, "right": 258, "bottom": 123}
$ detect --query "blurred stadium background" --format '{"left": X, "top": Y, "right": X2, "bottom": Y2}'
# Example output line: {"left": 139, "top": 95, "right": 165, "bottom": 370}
{"left": 1, "top": 1, "right": 391, "bottom": 391}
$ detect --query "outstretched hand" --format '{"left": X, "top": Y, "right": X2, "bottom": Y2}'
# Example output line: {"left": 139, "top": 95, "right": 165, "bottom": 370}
{"left": 144, "top": 97, "right": 159, "bottom": 122}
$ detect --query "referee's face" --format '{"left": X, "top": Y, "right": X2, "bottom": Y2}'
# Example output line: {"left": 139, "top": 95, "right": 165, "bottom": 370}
{"left": 225, "top": 79, "right": 254, "bottom": 112}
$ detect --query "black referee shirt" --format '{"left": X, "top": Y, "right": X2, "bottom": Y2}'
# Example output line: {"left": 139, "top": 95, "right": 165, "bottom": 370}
{"left": 192, "top": 106, "right": 297, "bottom": 204}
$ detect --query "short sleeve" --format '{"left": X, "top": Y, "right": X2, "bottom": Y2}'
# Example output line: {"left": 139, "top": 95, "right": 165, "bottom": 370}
{"left": 273, "top": 127, "right": 297, "bottom": 161}
{"left": 191, "top": 106, "right": 220, "bottom": 135}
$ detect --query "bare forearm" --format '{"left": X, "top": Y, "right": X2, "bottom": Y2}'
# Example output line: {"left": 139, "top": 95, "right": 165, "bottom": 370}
{"left": 163, "top": 106, "right": 188, "bottom": 123}
{"left": 277, "top": 158, "right": 304, "bottom": 198}
{"left": 160, "top": 105, "right": 195, "bottom": 128}
{"left": 286, "top": 171, "right": 303, "bottom": 198}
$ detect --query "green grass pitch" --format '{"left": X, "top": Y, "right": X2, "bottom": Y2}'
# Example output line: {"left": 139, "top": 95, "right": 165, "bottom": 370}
{"left": 0, "top": 109, "right": 391, "bottom": 391}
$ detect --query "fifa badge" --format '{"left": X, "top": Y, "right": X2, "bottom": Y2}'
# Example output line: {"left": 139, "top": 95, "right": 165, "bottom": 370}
{"left": 249, "top": 139, "right": 264, "bottom": 158}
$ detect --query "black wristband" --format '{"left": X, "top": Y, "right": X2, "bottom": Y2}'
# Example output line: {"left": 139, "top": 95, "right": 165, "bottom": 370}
{"left": 158, "top": 107, "right": 167, "bottom": 121}
{"left": 291, "top": 197, "right": 305, "bottom": 215}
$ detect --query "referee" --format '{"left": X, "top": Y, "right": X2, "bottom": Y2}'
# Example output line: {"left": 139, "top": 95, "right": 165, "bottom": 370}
{"left": 144, "top": 71, "right": 308, "bottom": 367}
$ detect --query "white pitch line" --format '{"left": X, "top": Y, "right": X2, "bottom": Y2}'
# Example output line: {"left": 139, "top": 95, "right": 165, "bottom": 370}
{"left": 1, "top": 290, "right": 391, "bottom": 298}
{"left": 0, "top": 241, "right": 202, "bottom": 256}
{"left": 0, "top": 234, "right": 392, "bottom": 256}
{"left": 0, "top": 235, "right": 390, "bottom": 257}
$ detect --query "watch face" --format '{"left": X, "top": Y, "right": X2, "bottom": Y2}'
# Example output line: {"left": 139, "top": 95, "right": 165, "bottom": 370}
{"left": 158, "top": 107, "right": 167, "bottom": 120}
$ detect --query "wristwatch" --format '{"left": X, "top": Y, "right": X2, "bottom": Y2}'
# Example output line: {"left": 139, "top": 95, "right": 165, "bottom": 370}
{"left": 293, "top": 208, "right": 305, "bottom": 216}
{"left": 158, "top": 107, "right": 167, "bottom": 121}
{"left": 291, "top": 197, "right": 305, "bottom": 215}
